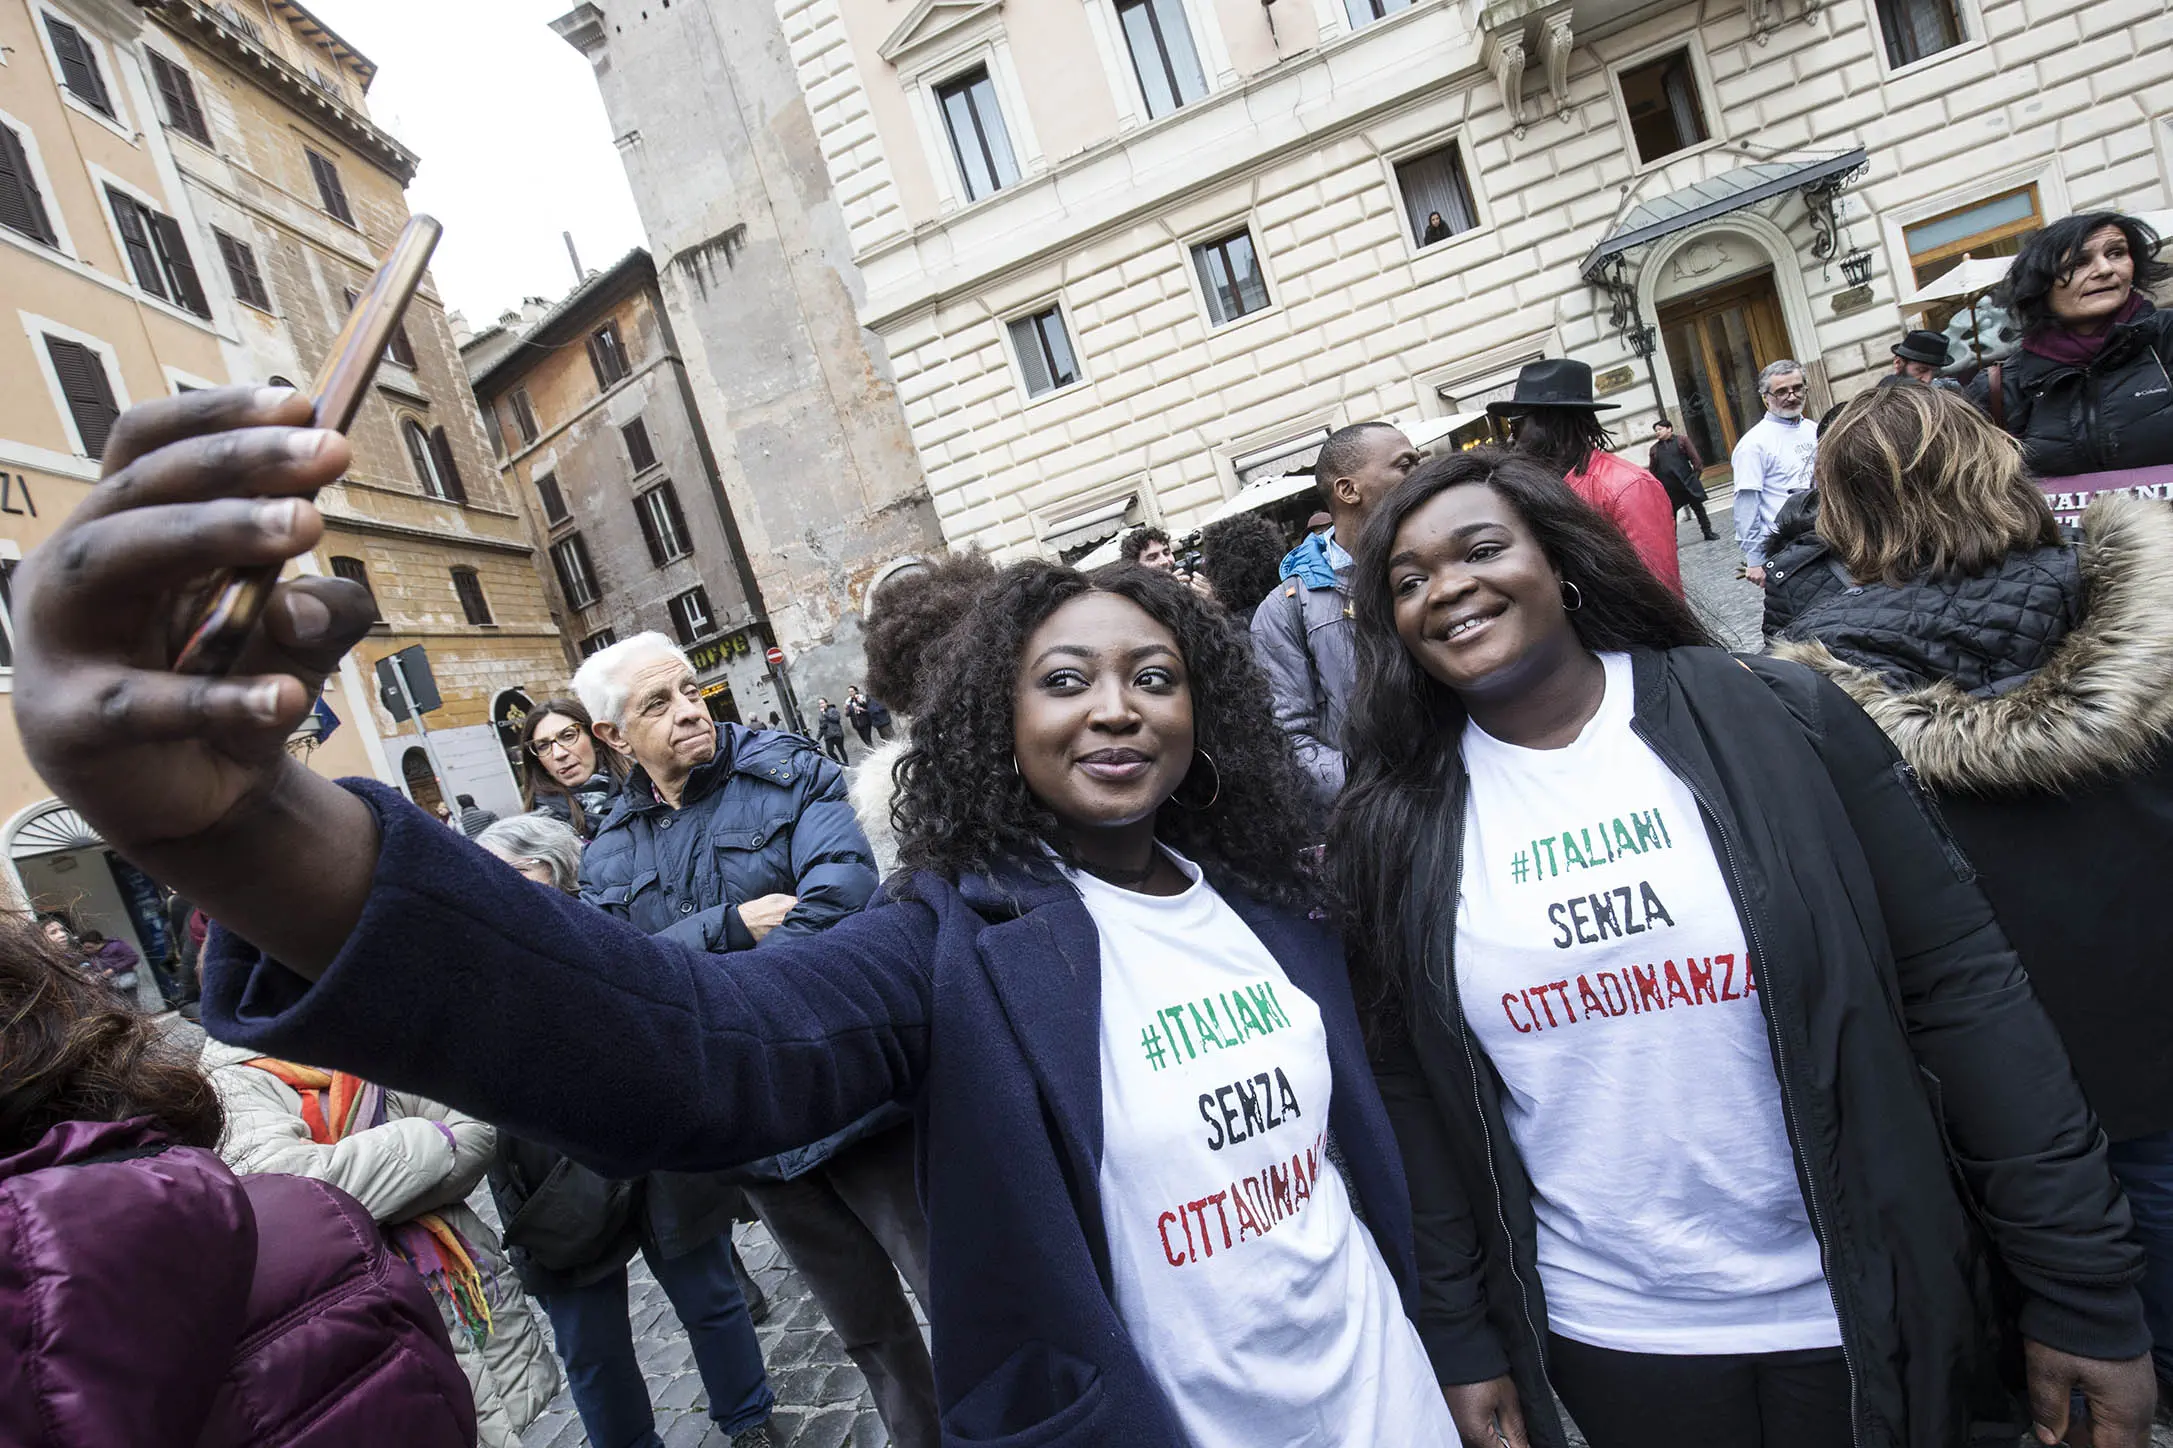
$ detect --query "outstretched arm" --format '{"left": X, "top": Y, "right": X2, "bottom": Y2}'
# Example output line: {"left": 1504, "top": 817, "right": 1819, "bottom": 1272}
{"left": 204, "top": 780, "right": 936, "bottom": 1180}
{"left": 10, "top": 386, "right": 936, "bottom": 1180}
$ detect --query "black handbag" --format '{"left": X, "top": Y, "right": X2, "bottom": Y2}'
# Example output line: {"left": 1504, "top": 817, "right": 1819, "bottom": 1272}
{"left": 492, "top": 1136, "right": 638, "bottom": 1274}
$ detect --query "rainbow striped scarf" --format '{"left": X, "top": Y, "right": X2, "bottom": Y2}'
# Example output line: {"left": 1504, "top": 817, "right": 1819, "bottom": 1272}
{"left": 245, "top": 1058, "right": 494, "bottom": 1348}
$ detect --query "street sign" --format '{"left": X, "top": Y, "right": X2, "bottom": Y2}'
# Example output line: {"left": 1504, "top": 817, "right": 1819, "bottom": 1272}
{"left": 764, "top": 646, "right": 785, "bottom": 666}
{"left": 374, "top": 645, "right": 442, "bottom": 723}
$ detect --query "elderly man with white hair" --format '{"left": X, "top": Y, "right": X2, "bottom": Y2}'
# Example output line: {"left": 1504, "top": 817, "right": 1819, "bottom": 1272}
{"left": 1730, "top": 358, "right": 1821, "bottom": 586}
{"left": 570, "top": 633, "right": 939, "bottom": 1448}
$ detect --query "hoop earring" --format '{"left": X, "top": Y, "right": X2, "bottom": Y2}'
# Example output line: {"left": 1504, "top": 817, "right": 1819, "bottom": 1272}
{"left": 1173, "top": 749, "right": 1222, "bottom": 810}
{"left": 1561, "top": 579, "right": 1584, "bottom": 612}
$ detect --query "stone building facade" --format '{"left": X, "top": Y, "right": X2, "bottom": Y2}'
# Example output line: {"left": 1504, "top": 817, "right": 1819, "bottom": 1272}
{"left": 741, "top": 0, "right": 2171, "bottom": 557}
{"left": 462, "top": 249, "right": 786, "bottom": 727}
{"left": 142, "top": 0, "right": 570, "bottom": 815}
{"left": 552, "top": 1, "right": 948, "bottom": 711}
{"left": 0, "top": 0, "right": 568, "bottom": 968}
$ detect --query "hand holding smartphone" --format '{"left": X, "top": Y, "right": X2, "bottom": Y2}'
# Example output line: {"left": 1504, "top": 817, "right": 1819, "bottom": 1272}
{"left": 171, "top": 214, "right": 442, "bottom": 675}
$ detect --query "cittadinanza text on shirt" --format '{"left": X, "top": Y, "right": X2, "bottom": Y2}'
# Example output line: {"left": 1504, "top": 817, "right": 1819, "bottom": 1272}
{"left": 1067, "top": 852, "right": 1457, "bottom": 1448}
{"left": 1455, "top": 653, "right": 1841, "bottom": 1355}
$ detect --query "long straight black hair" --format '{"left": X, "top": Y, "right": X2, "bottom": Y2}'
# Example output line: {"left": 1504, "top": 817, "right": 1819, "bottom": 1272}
{"left": 1328, "top": 449, "right": 1714, "bottom": 1030}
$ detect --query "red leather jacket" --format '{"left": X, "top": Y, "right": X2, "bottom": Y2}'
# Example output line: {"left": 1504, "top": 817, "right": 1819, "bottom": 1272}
{"left": 1568, "top": 449, "right": 1684, "bottom": 595}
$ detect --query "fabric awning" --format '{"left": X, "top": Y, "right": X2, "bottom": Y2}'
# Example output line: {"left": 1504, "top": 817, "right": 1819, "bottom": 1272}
{"left": 1402, "top": 410, "right": 1491, "bottom": 451}
{"left": 1039, "top": 496, "right": 1134, "bottom": 555}
{"left": 1580, "top": 149, "right": 1870, "bottom": 278}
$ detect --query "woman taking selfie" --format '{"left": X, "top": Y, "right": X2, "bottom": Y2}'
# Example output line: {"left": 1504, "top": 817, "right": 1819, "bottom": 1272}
{"left": 1329, "top": 449, "right": 2152, "bottom": 1447}
{"left": 11, "top": 383, "right": 1458, "bottom": 1448}
{"left": 519, "top": 697, "right": 619, "bottom": 841}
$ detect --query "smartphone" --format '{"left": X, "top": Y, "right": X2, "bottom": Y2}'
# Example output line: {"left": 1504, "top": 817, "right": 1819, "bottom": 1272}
{"left": 171, "top": 214, "right": 443, "bottom": 676}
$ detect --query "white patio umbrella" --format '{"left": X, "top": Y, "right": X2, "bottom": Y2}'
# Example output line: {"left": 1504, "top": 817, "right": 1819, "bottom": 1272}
{"left": 1906, "top": 253, "right": 2018, "bottom": 364}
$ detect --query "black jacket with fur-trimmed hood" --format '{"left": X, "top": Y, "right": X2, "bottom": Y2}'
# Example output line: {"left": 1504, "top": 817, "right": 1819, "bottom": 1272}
{"left": 1773, "top": 495, "right": 2173, "bottom": 1140}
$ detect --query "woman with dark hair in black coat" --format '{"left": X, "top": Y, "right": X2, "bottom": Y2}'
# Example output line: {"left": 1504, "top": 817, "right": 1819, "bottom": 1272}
{"left": 1329, "top": 447, "right": 2153, "bottom": 1448}
{"left": 1970, "top": 211, "right": 2173, "bottom": 475}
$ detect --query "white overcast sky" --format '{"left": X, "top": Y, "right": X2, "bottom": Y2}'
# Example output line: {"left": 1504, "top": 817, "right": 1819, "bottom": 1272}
{"left": 304, "top": 0, "right": 649, "bottom": 326}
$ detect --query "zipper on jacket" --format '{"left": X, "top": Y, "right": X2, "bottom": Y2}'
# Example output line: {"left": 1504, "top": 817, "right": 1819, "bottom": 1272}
{"left": 1637, "top": 726, "right": 1865, "bottom": 1448}
{"left": 1437, "top": 776, "right": 1550, "bottom": 1379}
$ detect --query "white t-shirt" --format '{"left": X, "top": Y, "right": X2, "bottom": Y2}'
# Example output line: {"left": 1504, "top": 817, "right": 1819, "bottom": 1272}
{"left": 1455, "top": 653, "right": 1840, "bottom": 1355}
{"left": 1730, "top": 413, "right": 1820, "bottom": 564}
{"left": 1068, "top": 853, "right": 1457, "bottom": 1448}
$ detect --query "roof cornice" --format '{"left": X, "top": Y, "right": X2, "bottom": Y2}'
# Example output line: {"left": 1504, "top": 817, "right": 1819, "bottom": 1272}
{"left": 143, "top": 0, "right": 419, "bottom": 184}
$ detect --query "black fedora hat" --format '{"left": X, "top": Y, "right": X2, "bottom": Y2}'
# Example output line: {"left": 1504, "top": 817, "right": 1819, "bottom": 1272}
{"left": 1891, "top": 329, "right": 1953, "bottom": 367}
{"left": 1486, "top": 358, "right": 1619, "bottom": 416}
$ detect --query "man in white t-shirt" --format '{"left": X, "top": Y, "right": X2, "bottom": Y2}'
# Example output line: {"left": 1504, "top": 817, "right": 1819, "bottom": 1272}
{"left": 1730, "top": 361, "right": 1819, "bottom": 586}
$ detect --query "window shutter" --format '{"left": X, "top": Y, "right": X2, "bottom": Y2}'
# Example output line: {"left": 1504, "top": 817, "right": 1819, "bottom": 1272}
{"left": 585, "top": 331, "right": 608, "bottom": 390}
{"left": 452, "top": 569, "right": 492, "bottom": 626}
{"left": 45, "top": 336, "right": 120, "bottom": 458}
{"left": 216, "top": 231, "right": 270, "bottom": 310}
{"left": 659, "top": 483, "right": 690, "bottom": 556}
{"left": 403, "top": 420, "right": 436, "bottom": 493}
{"left": 150, "top": 212, "right": 211, "bottom": 317}
{"left": 428, "top": 427, "right": 467, "bottom": 504}
{"left": 308, "top": 151, "right": 353, "bottom": 225}
{"left": 47, "top": 19, "right": 113, "bottom": 117}
{"left": 106, "top": 188, "right": 167, "bottom": 300}
{"left": 623, "top": 417, "right": 656, "bottom": 472}
{"left": 387, "top": 323, "right": 417, "bottom": 368}
{"left": 0, "top": 123, "right": 56, "bottom": 245}
{"left": 635, "top": 491, "right": 666, "bottom": 567}
{"left": 535, "top": 471, "right": 567, "bottom": 522}
{"left": 149, "top": 53, "right": 210, "bottom": 144}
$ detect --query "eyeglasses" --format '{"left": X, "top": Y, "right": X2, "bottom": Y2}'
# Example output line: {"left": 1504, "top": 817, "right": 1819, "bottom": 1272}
{"left": 1766, "top": 383, "right": 1808, "bottom": 399}
{"left": 527, "top": 723, "right": 587, "bottom": 757}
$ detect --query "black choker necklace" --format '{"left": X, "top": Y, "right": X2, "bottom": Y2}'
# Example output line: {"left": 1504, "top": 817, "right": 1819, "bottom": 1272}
{"left": 1079, "top": 856, "right": 1160, "bottom": 887}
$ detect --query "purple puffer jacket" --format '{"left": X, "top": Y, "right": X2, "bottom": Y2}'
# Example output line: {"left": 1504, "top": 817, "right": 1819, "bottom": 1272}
{"left": 0, "top": 1116, "right": 477, "bottom": 1447}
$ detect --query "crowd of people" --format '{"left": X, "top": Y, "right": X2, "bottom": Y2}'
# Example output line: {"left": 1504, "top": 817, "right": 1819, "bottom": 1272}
{"left": 2, "top": 207, "right": 2172, "bottom": 1448}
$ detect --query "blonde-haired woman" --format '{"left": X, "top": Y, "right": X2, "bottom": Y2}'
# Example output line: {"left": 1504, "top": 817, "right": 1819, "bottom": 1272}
{"left": 1769, "top": 378, "right": 2173, "bottom": 1407}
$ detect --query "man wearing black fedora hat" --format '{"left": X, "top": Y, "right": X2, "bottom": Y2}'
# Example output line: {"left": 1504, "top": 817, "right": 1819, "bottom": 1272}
{"left": 1491, "top": 359, "right": 1683, "bottom": 594}
{"left": 1891, "top": 329, "right": 1959, "bottom": 387}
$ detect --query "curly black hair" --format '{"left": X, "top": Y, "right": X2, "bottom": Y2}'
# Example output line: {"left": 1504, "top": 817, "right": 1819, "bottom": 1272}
{"left": 863, "top": 551, "right": 999, "bottom": 713}
{"left": 1117, "top": 526, "right": 1170, "bottom": 564}
{"left": 892, "top": 561, "right": 1316, "bottom": 907}
{"left": 1999, "top": 211, "right": 2171, "bottom": 338}
{"left": 1196, "top": 513, "right": 1290, "bottom": 617}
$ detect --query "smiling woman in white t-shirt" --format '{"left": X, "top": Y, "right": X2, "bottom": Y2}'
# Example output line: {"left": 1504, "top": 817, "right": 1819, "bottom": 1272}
{"left": 1328, "top": 449, "right": 2155, "bottom": 1448}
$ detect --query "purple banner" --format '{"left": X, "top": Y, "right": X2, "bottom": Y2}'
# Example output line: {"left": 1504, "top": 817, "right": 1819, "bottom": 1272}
{"left": 2038, "top": 465, "right": 2173, "bottom": 525}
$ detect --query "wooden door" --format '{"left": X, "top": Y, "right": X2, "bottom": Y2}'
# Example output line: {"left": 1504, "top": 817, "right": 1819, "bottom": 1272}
{"left": 1659, "top": 272, "right": 1792, "bottom": 473}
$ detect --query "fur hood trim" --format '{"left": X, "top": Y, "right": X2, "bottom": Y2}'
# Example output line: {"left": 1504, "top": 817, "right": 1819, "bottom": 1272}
{"left": 1770, "top": 495, "right": 2173, "bottom": 793}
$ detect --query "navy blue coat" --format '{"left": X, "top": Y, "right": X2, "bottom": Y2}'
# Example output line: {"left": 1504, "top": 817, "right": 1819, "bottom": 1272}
{"left": 203, "top": 780, "right": 1426, "bottom": 1448}
{"left": 581, "top": 722, "right": 875, "bottom": 953}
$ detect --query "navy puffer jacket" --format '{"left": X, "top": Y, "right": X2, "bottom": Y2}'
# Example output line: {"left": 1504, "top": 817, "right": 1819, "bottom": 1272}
{"left": 582, "top": 722, "right": 900, "bottom": 1185}
{"left": 581, "top": 722, "right": 876, "bottom": 953}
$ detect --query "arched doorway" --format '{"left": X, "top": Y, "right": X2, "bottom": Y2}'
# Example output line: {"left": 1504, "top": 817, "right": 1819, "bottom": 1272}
{"left": 401, "top": 747, "right": 445, "bottom": 813}
{"left": 1640, "top": 218, "right": 1819, "bottom": 473}
{"left": 6, "top": 801, "right": 165, "bottom": 1010}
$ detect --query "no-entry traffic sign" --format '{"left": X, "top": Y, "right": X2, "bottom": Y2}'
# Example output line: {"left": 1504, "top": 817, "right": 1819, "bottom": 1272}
{"left": 765, "top": 646, "right": 786, "bottom": 665}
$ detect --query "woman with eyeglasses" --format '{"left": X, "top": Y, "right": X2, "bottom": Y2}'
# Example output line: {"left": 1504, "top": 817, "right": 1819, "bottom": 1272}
{"left": 519, "top": 698, "right": 620, "bottom": 841}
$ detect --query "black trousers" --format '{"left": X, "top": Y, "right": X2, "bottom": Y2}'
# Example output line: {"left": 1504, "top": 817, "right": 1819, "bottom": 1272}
{"left": 1548, "top": 1333, "right": 1852, "bottom": 1448}
{"left": 820, "top": 734, "right": 849, "bottom": 764}
{"left": 743, "top": 1126, "right": 936, "bottom": 1448}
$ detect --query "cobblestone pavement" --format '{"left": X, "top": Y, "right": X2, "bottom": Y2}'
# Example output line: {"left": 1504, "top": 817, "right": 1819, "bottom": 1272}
{"left": 1675, "top": 503, "right": 1764, "bottom": 651}
{"left": 511, "top": 1218, "right": 893, "bottom": 1448}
